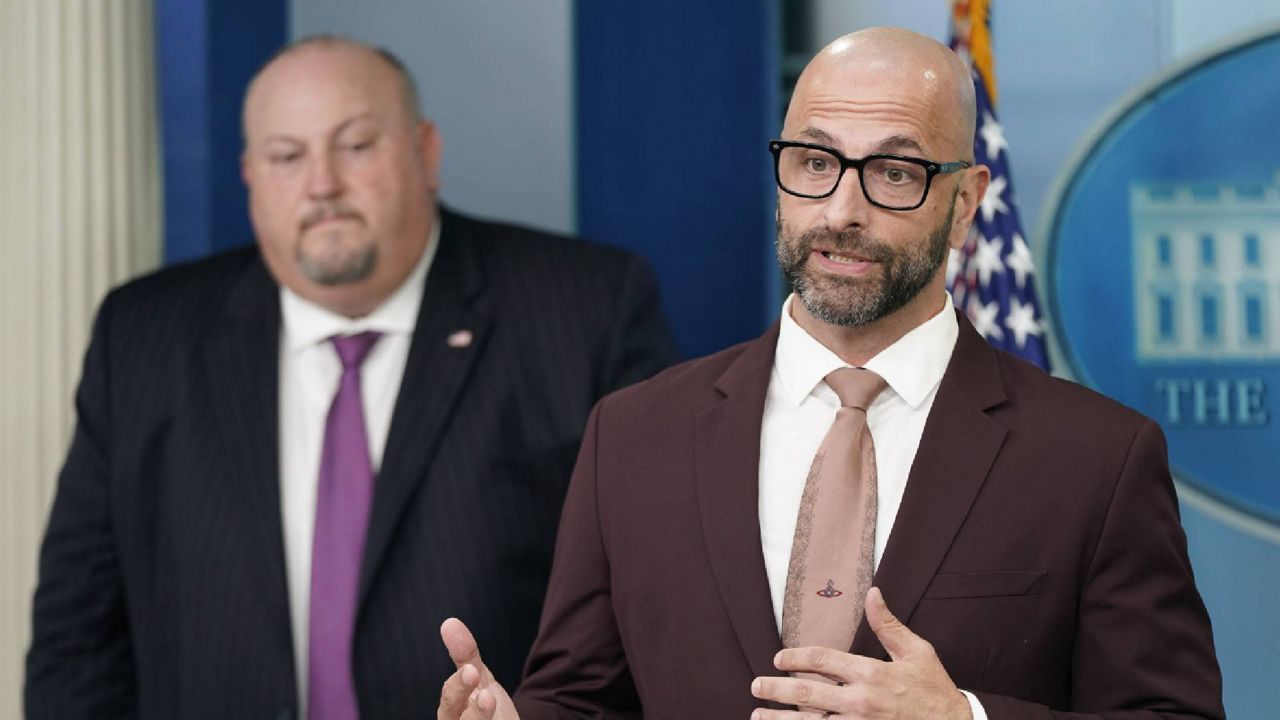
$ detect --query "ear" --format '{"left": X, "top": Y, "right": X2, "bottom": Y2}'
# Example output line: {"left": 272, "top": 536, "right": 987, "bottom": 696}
{"left": 416, "top": 120, "right": 443, "bottom": 194}
{"left": 948, "top": 164, "right": 990, "bottom": 250}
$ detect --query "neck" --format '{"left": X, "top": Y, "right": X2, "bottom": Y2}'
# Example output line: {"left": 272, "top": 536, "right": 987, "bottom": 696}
{"left": 305, "top": 286, "right": 390, "bottom": 320}
{"left": 791, "top": 286, "right": 948, "bottom": 367}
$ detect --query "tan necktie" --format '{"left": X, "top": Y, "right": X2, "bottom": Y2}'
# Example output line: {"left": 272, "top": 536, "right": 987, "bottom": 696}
{"left": 781, "top": 367, "right": 887, "bottom": 674}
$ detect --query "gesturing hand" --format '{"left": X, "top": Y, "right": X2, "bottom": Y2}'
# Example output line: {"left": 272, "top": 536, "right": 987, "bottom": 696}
{"left": 437, "top": 618, "right": 520, "bottom": 720}
{"left": 750, "top": 587, "right": 973, "bottom": 719}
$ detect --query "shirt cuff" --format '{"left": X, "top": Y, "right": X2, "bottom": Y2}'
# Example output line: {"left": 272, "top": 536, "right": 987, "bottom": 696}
{"left": 960, "top": 690, "right": 988, "bottom": 720}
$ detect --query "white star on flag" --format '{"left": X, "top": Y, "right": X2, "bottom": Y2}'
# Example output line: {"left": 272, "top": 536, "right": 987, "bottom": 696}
{"left": 980, "top": 174, "right": 1009, "bottom": 223}
{"left": 972, "top": 234, "right": 1005, "bottom": 287}
{"left": 1004, "top": 296, "right": 1043, "bottom": 348}
{"left": 1005, "top": 233, "right": 1036, "bottom": 289}
{"left": 970, "top": 298, "right": 1004, "bottom": 340}
{"left": 980, "top": 111, "right": 1008, "bottom": 159}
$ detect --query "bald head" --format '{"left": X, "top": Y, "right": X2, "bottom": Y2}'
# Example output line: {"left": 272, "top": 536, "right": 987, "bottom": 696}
{"left": 786, "top": 27, "right": 976, "bottom": 161}
{"left": 243, "top": 36, "right": 422, "bottom": 144}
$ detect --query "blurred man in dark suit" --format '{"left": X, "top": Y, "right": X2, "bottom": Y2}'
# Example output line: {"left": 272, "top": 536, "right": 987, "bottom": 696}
{"left": 26, "top": 36, "right": 675, "bottom": 720}
{"left": 436, "top": 27, "right": 1222, "bottom": 720}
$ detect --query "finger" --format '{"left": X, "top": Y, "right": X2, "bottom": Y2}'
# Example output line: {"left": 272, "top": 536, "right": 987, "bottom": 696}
{"left": 438, "top": 664, "right": 481, "bottom": 719}
{"left": 751, "top": 676, "right": 848, "bottom": 713}
{"left": 772, "top": 646, "right": 872, "bottom": 683}
{"left": 750, "top": 709, "right": 830, "bottom": 720}
{"left": 441, "top": 618, "right": 486, "bottom": 670}
{"left": 865, "top": 587, "right": 925, "bottom": 662}
{"left": 472, "top": 687, "right": 498, "bottom": 719}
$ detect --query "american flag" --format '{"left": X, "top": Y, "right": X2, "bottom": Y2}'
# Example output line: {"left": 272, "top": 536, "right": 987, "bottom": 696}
{"left": 948, "top": 0, "right": 1051, "bottom": 370}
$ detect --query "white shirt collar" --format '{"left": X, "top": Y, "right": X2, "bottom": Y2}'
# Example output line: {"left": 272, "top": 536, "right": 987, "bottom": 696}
{"left": 773, "top": 291, "right": 959, "bottom": 410}
{"left": 280, "top": 216, "right": 441, "bottom": 353}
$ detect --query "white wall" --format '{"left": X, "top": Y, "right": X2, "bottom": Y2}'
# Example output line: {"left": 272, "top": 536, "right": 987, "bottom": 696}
{"left": 290, "top": 0, "right": 576, "bottom": 235}
{"left": 1171, "top": 0, "right": 1280, "bottom": 59}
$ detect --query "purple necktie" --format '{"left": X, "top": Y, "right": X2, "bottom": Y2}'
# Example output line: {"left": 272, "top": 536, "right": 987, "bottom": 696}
{"left": 308, "top": 331, "right": 381, "bottom": 720}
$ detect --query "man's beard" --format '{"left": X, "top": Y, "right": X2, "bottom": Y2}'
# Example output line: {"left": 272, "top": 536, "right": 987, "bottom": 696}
{"left": 297, "top": 201, "right": 377, "bottom": 286}
{"left": 299, "top": 239, "right": 377, "bottom": 286}
{"left": 776, "top": 195, "right": 954, "bottom": 327}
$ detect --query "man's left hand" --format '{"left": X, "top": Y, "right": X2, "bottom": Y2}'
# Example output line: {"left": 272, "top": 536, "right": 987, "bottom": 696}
{"left": 750, "top": 587, "right": 973, "bottom": 719}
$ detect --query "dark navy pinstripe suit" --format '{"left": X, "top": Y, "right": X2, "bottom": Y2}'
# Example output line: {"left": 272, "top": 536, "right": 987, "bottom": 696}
{"left": 25, "top": 207, "right": 677, "bottom": 720}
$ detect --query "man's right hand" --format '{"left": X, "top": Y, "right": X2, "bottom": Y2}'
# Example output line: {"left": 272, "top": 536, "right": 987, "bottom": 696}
{"left": 437, "top": 618, "right": 520, "bottom": 720}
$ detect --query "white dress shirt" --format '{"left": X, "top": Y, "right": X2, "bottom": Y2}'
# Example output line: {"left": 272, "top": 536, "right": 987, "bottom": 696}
{"left": 278, "top": 220, "right": 439, "bottom": 710}
{"left": 759, "top": 292, "right": 988, "bottom": 719}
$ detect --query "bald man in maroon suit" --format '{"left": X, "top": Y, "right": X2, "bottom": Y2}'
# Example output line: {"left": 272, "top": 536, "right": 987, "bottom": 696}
{"left": 435, "top": 27, "right": 1223, "bottom": 720}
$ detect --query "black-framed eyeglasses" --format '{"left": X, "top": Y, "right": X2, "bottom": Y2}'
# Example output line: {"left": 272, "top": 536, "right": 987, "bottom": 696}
{"left": 768, "top": 139, "right": 971, "bottom": 211}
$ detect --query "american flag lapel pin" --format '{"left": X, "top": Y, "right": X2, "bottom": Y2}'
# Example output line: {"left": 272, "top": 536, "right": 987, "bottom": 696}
{"left": 446, "top": 329, "right": 473, "bottom": 348}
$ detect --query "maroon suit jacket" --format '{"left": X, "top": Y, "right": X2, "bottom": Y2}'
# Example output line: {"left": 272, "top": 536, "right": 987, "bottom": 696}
{"left": 514, "top": 314, "right": 1223, "bottom": 719}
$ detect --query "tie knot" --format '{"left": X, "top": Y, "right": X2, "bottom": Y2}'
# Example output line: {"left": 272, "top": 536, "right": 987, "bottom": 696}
{"left": 330, "top": 331, "right": 382, "bottom": 370}
{"left": 825, "top": 367, "right": 886, "bottom": 410}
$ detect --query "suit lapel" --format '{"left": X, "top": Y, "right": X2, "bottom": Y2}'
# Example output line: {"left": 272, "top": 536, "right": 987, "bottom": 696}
{"left": 358, "top": 210, "right": 493, "bottom": 605}
{"left": 694, "top": 324, "right": 788, "bottom": 683}
{"left": 852, "top": 313, "right": 1008, "bottom": 660}
{"left": 202, "top": 257, "right": 292, "bottom": 630}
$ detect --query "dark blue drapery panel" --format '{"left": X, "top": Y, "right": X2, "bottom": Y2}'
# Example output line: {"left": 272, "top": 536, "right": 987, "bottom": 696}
{"left": 575, "top": 2, "right": 781, "bottom": 358}
{"left": 156, "top": 0, "right": 286, "bottom": 263}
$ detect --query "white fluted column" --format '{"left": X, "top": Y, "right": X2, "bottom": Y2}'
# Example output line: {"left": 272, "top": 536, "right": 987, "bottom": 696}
{"left": 0, "top": 1, "right": 162, "bottom": 716}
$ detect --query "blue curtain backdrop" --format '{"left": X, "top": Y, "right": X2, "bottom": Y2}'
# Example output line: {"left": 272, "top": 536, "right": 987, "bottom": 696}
{"left": 156, "top": 0, "right": 286, "bottom": 263}
{"left": 574, "top": 1, "right": 781, "bottom": 358}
